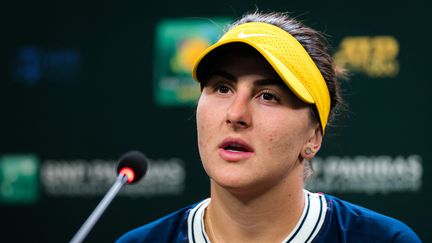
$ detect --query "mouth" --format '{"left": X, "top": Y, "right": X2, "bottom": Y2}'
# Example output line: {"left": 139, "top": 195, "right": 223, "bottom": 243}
{"left": 218, "top": 138, "right": 254, "bottom": 162}
{"left": 219, "top": 138, "right": 254, "bottom": 153}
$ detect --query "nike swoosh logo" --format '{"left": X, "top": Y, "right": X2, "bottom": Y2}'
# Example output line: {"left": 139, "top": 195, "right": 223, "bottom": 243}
{"left": 238, "top": 32, "right": 274, "bottom": 38}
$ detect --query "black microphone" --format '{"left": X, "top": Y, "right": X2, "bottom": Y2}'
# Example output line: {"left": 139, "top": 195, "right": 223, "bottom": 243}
{"left": 70, "top": 151, "right": 148, "bottom": 243}
{"left": 117, "top": 150, "right": 148, "bottom": 184}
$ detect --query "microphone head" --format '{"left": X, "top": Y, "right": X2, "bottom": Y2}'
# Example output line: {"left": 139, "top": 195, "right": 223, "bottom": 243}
{"left": 116, "top": 150, "right": 148, "bottom": 184}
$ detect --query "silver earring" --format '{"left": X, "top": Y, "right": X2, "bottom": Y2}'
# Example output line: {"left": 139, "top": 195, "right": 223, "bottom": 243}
{"left": 305, "top": 147, "right": 312, "bottom": 155}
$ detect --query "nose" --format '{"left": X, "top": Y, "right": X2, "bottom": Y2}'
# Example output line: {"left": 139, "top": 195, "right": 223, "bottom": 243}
{"left": 226, "top": 94, "right": 251, "bottom": 129}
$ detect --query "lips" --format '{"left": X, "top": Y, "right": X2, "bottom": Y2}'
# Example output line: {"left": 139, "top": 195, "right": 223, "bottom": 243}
{"left": 219, "top": 138, "right": 253, "bottom": 152}
{"left": 218, "top": 137, "right": 254, "bottom": 162}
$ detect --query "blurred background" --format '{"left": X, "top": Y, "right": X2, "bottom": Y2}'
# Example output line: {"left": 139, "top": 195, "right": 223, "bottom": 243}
{"left": 1, "top": 0, "right": 431, "bottom": 242}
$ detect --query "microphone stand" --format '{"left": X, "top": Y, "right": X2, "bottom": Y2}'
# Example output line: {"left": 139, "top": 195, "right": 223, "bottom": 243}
{"left": 70, "top": 173, "right": 128, "bottom": 243}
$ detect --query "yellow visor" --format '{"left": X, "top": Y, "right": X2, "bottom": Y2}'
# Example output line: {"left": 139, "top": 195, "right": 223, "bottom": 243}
{"left": 192, "top": 22, "right": 331, "bottom": 133}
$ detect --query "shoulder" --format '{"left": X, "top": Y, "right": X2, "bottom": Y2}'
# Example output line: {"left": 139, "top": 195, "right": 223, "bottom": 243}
{"left": 116, "top": 202, "right": 198, "bottom": 243}
{"left": 316, "top": 194, "right": 421, "bottom": 242}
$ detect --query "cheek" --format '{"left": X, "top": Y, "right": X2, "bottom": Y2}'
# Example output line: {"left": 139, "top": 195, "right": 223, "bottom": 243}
{"left": 196, "top": 94, "right": 226, "bottom": 134}
{"left": 196, "top": 104, "right": 206, "bottom": 146}
{"left": 196, "top": 97, "right": 221, "bottom": 176}
{"left": 196, "top": 96, "right": 208, "bottom": 129}
{"left": 265, "top": 129, "right": 294, "bottom": 154}
{"left": 260, "top": 117, "right": 310, "bottom": 157}
{"left": 196, "top": 97, "right": 216, "bottom": 153}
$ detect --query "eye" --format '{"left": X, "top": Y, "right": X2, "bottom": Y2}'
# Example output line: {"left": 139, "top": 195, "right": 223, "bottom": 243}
{"left": 262, "top": 92, "right": 275, "bottom": 100}
{"left": 215, "top": 83, "right": 231, "bottom": 94}
{"left": 259, "top": 90, "right": 280, "bottom": 102}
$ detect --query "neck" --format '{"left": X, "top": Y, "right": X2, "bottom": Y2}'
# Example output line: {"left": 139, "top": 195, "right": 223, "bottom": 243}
{"left": 206, "top": 172, "right": 305, "bottom": 242}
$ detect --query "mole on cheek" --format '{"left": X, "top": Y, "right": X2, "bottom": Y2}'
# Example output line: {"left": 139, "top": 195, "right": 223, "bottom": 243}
{"left": 268, "top": 134, "right": 275, "bottom": 142}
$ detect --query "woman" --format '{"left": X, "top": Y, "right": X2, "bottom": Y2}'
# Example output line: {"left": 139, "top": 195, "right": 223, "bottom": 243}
{"left": 117, "top": 11, "right": 420, "bottom": 242}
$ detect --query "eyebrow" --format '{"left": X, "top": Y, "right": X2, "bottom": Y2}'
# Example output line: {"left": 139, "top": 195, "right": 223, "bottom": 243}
{"left": 207, "top": 69, "right": 286, "bottom": 89}
{"left": 207, "top": 70, "right": 237, "bottom": 82}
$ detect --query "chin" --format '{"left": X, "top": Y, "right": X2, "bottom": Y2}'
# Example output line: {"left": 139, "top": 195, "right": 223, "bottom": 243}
{"left": 211, "top": 171, "right": 270, "bottom": 195}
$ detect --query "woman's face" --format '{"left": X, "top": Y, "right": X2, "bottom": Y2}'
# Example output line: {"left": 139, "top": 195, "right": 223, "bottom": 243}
{"left": 196, "top": 48, "right": 321, "bottom": 194}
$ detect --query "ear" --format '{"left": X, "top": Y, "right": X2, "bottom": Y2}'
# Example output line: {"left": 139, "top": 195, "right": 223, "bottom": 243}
{"left": 301, "top": 126, "right": 323, "bottom": 160}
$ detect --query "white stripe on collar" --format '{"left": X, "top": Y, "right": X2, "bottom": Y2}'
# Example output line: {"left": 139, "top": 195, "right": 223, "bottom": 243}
{"left": 187, "top": 190, "right": 327, "bottom": 243}
{"left": 188, "top": 198, "right": 211, "bottom": 243}
{"left": 282, "top": 190, "right": 327, "bottom": 243}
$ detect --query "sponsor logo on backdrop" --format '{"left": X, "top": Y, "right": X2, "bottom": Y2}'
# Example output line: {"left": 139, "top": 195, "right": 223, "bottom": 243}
{"left": 0, "top": 154, "right": 185, "bottom": 201}
{"left": 333, "top": 36, "right": 399, "bottom": 77}
{"left": 0, "top": 154, "right": 39, "bottom": 204}
{"left": 306, "top": 155, "right": 422, "bottom": 194}
{"left": 41, "top": 158, "right": 186, "bottom": 197}
{"left": 153, "top": 18, "right": 231, "bottom": 106}
{"left": 12, "top": 46, "right": 81, "bottom": 86}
